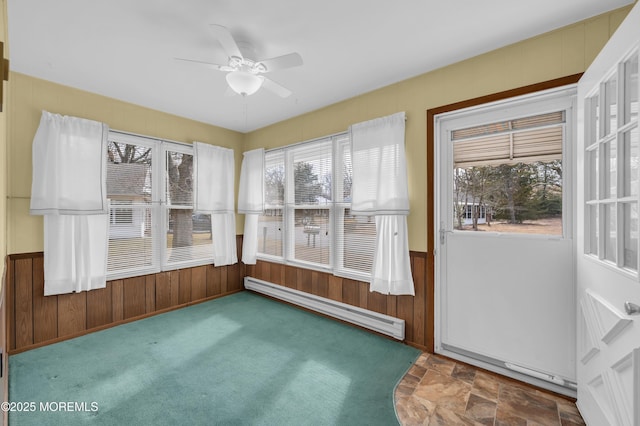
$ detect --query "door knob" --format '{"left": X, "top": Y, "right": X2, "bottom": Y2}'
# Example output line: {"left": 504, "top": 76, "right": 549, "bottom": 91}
{"left": 624, "top": 302, "right": 640, "bottom": 315}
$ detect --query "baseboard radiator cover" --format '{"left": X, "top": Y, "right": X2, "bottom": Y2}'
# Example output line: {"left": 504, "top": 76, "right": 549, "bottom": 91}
{"left": 244, "top": 277, "right": 405, "bottom": 340}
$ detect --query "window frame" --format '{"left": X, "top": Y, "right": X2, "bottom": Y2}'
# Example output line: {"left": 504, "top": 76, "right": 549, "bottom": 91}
{"left": 257, "top": 132, "right": 375, "bottom": 282}
{"left": 440, "top": 86, "right": 576, "bottom": 240}
{"left": 106, "top": 131, "right": 215, "bottom": 280}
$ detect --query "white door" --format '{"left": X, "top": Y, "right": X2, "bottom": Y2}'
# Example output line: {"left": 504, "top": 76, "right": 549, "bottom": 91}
{"left": 576, "top": 2, "right": 640, "bottom": 425}
{"left": 435, "top": 87, "right": 578, "bottom": 396}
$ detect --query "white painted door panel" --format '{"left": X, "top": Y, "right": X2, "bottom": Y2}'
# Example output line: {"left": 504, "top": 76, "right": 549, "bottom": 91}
{"left": 576, "top": 2, "right": 640, "bottom": 425}
{"left": 444, "top": 233, "right": 575, "bottom": 379}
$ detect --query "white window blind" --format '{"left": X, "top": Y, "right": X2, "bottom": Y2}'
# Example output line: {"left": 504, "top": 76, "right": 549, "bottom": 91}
{"left": 106, "top": 137, "right": 156, "bottom": 276}
{"left": 453, "top": 111, "right": 565, "bottom": 168}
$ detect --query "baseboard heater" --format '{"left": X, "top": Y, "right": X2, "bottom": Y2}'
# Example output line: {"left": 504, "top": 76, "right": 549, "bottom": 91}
{"left": 244, "top": 277, "right": 405, "bottom": 340}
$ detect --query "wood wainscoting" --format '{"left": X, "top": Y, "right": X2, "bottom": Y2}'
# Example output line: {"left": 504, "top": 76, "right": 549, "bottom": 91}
{"left": 6, "top": 236, "right": 245, "bottom": 354}
{"left": 245, "top": 251, "right": 429, "bottom": 350}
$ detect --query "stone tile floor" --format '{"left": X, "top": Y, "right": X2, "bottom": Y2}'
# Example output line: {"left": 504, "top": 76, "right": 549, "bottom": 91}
{"left": 395, "top": 353, "right": 585, "bottom": 425}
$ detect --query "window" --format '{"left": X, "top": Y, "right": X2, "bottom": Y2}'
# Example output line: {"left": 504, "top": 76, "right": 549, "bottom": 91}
{"left": 585, "top": 51, "right": 639, "bottom": 273}
{"left": 106, "top": 132, "right": 213, "bottom": 279}
{"left": 257, "top": 134, "right": 376, "bottom": 280}
{"left": 452, "top": 111, "right": 566, "bottom": 235}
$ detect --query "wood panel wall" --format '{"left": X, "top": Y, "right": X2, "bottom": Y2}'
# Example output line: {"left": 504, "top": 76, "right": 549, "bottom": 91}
{"left": 6, "top": 236, "right": 245, "bottom": 354}
{"left": 245, "top": 251, "right": 429, "bottom": 350}
{"left": 6, "top": 240, "right": 430, "bottom": 353}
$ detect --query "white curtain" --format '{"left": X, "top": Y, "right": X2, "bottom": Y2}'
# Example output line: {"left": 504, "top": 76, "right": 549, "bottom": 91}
{"left": 350, "top": 112, "right": 414, "bottom": 295}
{"left": 30, "top": 111, "right": 110, "bottom": 295}
{"left": 44, "top": 215, "right": 109, "bottom": 296}
{"left": 238, "top": 149, "right": 264, "bottom": 264}
{"left": 31, "top": 111, "right": 108, "bottom": 215}
{"left": 193, "top": 142, "right": 237, "bottom": 266}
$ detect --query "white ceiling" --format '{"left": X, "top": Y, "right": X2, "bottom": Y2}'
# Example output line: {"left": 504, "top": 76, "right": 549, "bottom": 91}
{"left": 7, "top": 0, "right": 634, "bottom": 133}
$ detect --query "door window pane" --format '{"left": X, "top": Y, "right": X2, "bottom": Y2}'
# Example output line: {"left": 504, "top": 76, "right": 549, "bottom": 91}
{"left": 588, "top": 94, "right": 600, "bottom": 143}
{"left": 623, "top": 202, "right": 638, "bottom": 271}
{"left": 588, "top": 204, "right": 599, "bottom": 255}
{"left": 604, "top": 77, "right": 618, "bottom": 135}
{"left": 623, "top": 127, "right": 639, "bottom": 197}
{"left": 451, "top": 111, "right": 565, "bottom": 236}
{"left": 585, "top": 54, "right": 639, "bottom": 274}
{"left": 604, "top": 203, "right": 616, "bottom": 262}
{"left": 453, "top": 161, "right": 562, "bottom": 235}
{"left": 588, "top": 147, "right": 599, "bottom": 201}
{"left": 604, "top": 139, "right": 617, "bottom": 199}
{"left": 624, "top": 54, "right": 638, "bottom": 125}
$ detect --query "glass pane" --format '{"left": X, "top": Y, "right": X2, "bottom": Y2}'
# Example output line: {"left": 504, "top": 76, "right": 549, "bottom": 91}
{"left": 588, "top": 148, "right": 599, "bottom": 201}
{"left": 291, "top": 141, "right": 332, "bottom": 205}
{"left": 623, "top": 127, "right": 639, "bottom": 197}
{"left": 265, "top": 152, "right": 285, "bottom": 207}
{"left": 258, "top": 209, "right": 283, "bottom": 257}
{"left": 340, "top": 208, "right": 375, "bottom": 274}
{"left": 623, "top": 203, "right": 638, "bottom": 271}
{"left": 453, "top": 161, "right": 562, "bottom": 235}
{"left": 587, "top": 94, "right": 600, "bottom": 143}
{"left": 604, "top": 203, "right": 616, "bottom": 262}
{"left": 604, "top": 140, "right": 617, "bottom": 198}
{"left": 107, "top": 140, "right": 154, "bottom": 275}
{"left": 294, "top": 209, "right": 330, "bottom": 265}
{"left": 107, "top": 141, "right": 152, "bottom": 204}
{"left": 166, "top": 209, "right": 213, "bottom": 265}
{"left": 604, "top": 77, "right": 618, "bottom": 135}
{"left": 588, "top": 204, "right": 598, "bottom": 255}
{"left": 166, "top": 152, "right": 193, "bottom": 206}
{"left": 107, "top": 206, "right": 154, "bottom": 273}
{"left": 338, "top": 138, "right": 353, "bottom": 203}
{"left": 624, "top": 54, "right": 638, "bottom": 125}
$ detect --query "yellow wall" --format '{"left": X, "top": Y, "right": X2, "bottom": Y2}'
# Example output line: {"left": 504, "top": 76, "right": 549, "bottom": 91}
{"left": 243, "top": 5, "right": 632, "bottom": 252}
{"left": 7, "top": 74, "right": 244, "bottom": 254}
{"left": 5, "top": 5, "right": 633, "bottom": 255}
{"left": 0, "top": 0, "right": 7, "bottom": 281}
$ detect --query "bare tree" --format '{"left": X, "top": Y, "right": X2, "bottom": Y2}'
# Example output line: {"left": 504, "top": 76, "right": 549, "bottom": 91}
{"left": 167, "top": 152, "right": 193, "bottom": 249}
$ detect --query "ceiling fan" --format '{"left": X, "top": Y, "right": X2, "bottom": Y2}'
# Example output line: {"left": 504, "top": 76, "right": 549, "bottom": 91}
{"left": 177, "top": 25, "right": 303, "bottom": 98}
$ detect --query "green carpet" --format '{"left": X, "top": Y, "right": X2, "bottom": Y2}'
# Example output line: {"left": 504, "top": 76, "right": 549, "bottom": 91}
{"left": 9, "top": 291, "right": 419, "bottom": 425}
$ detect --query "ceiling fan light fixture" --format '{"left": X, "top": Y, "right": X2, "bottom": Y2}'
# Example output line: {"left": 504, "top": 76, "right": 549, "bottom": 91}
{"left": 225, "top": 71, "right": 264, "bottom": 96}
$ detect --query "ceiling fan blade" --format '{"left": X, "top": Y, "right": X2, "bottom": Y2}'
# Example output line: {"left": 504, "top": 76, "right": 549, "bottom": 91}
{"left": 174, "top": 57, "right": 233, "bottom": 71}
{"left": 258, "top": 52, "right": 303, "bottom": 73}
{"left": 262, "top": 78, "right": 292, "bottom": 98}
{"left": 210, "top": 24, "right": 243, "bottom": 60}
